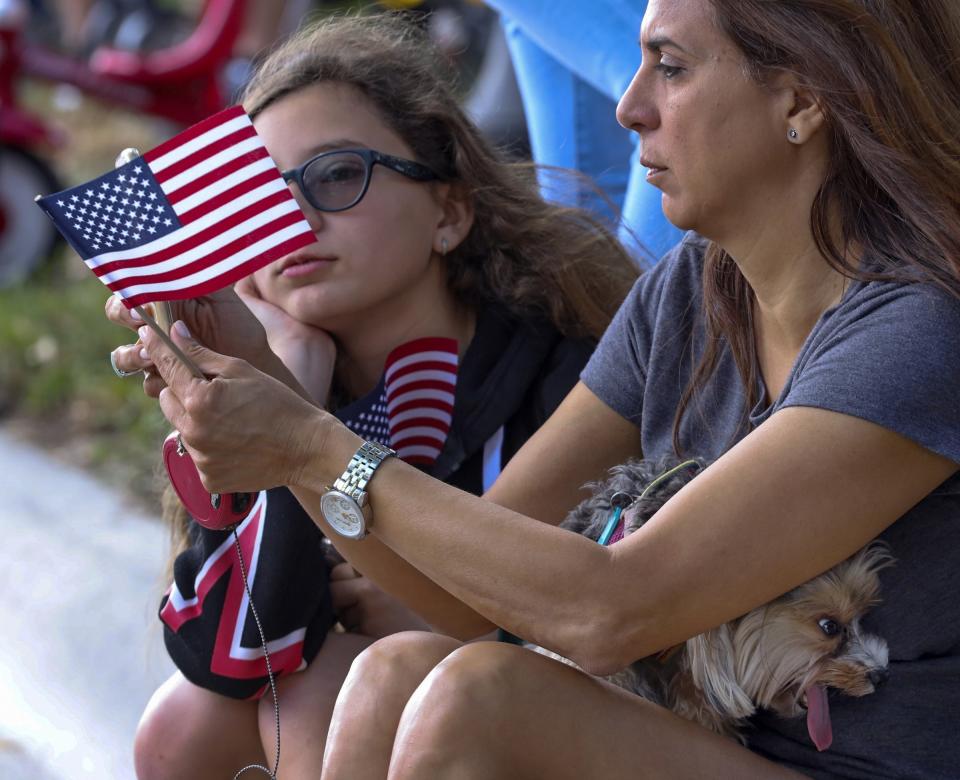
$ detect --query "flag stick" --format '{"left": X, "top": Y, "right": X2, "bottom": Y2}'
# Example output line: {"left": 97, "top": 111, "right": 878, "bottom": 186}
{"left": 134, "top": 303, "right": 205, "bottom": 379}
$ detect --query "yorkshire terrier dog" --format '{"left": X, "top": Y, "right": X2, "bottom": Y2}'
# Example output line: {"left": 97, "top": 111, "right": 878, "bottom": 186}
{"left": 536, "top": 457, "right": 893, "bottom": 752}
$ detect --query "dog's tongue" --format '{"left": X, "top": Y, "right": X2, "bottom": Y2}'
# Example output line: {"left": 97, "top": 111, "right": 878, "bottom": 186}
{"left": 805, "top": 684, "right": 833, "bottom": 751}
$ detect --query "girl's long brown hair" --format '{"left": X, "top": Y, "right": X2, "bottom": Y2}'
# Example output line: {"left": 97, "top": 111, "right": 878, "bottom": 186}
{"left": 674, "top": 0, "right": 960, "bottom": 453}
{"left": 243, "top": 12, "right": 638, "bottom": 341}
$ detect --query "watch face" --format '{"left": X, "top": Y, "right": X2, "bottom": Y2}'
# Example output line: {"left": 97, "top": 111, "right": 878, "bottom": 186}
{"left": 321, "top": 490, "right": 366, "bottom": 539}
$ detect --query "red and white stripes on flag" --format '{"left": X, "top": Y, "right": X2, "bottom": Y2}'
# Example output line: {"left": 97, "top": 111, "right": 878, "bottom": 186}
{"left": 384, "top": 337, "right": 459, "bottom": 464}
{"left": 73, "top": 106, "right": 313, "bottom": 309}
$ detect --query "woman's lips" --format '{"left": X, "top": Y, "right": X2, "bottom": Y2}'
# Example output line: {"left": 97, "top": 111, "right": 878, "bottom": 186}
{"left": 641, "top": 158, "right": 668, "bottom": 181}
{"left": 644, "top": 166, "right": 668, "bottom": 181}
{"left": 280, "top": 256, "right": 336, "bottom": 278}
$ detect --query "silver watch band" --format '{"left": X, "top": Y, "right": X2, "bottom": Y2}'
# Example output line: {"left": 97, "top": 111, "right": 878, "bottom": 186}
{"left": 332, "top": 441, "right": 396, "bottom": 506}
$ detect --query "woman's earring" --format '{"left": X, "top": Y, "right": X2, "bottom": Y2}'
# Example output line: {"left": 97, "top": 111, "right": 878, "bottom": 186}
{"left": 788, "top": 128, "right": 800, "bottom": 141}
{"left": 440, "top": 237, "right": 449, "bottom": 256}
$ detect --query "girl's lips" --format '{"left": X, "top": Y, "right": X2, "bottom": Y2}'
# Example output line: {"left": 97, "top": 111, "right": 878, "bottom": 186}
{"left": 280, "top": 257, "right": 336, "bottom": 278}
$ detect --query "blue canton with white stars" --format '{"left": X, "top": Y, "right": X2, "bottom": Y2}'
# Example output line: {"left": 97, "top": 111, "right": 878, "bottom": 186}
{"left": 38, "top": 158, "right": 180, "bottom": 260}
{"left": 337, "top": 386, "right": 391, "bottom": 447}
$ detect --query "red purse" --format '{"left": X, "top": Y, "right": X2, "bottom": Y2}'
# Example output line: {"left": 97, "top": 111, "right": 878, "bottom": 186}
{"left": 162, "top": 430, "right": 256, "bottom": 530}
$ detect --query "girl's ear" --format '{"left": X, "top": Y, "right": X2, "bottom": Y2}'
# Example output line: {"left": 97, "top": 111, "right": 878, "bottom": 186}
{"left": 432, "top": 182, "right": 475, "bottom": 256}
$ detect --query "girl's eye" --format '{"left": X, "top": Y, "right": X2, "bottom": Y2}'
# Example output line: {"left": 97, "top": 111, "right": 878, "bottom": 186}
{"left": 319, "top": 164, "right": 364, "bottom": 184}
{"left": 818, "top": 617, "right": 842, "bottom": 637}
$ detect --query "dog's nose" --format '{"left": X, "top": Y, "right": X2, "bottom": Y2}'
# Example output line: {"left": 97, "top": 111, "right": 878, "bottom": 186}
{"left": 868, "top": 668, "right": 889, "bottom": 687}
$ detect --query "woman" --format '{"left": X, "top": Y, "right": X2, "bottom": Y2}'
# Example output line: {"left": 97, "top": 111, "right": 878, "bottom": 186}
{"left": 107, "top": 14, "right": 637, "bottom": 780}
{"left": 133, "top": 0, "right": 960, "bottom": 777}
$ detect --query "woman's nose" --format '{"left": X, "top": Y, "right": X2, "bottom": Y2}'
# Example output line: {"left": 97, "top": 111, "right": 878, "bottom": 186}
{"left": 616, "top": 67, "right": 658, "bottom": 133}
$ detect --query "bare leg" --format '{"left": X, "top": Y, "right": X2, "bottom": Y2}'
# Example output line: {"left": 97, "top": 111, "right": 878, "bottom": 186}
{"left": 386, "top": 642, "right": 810, "bottom": 780}
{"left": 322, "top": 632, "right": 464, "bottom": 780}
{"left": 134, "top": 671, "right": 265, "bottom": 780}
{"left": 256, "top": 631, "right": 377, "bottom": 780}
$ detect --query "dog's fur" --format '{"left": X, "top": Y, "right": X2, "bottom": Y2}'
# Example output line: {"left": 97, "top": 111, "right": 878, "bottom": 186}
{"left": 536, "top": 456, "right": 892, "bottom": 748}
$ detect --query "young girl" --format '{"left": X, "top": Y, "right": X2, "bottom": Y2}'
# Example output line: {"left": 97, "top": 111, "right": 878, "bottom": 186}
{"left": 107, "top": 13, "right": 638, "bottom": 779}
{"left": 135, "top": 0, "right": 960, "bottom": 777}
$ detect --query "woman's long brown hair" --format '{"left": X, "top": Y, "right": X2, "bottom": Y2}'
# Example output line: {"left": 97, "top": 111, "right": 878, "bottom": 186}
{"left": 674, "top": 0, "right": 960, "bottom": 453}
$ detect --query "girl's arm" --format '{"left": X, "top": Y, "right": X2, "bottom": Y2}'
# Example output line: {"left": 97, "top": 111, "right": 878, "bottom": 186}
{"left": 234, "top": 275, "right": 337, "bottom": 407}
{"left": 105, "top": 289, "right": 315, "bottom": 404}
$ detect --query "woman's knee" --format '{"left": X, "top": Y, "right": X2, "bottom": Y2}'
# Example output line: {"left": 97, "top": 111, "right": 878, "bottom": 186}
{"left": 323, "top": 633, "right": 466, "bottom": 779}
{"left": 342, "top": 630, "right": 463, "bottom": 697}
{"left": 389, "top": 642, "right": 535, "bottom": 777}
{"left": 404, "top": 642, "right": 530, "bottom": 728}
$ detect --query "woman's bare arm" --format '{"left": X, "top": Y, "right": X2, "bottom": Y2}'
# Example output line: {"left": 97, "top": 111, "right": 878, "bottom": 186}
{"left": 145, "top": 328, "right": 956, "bottom": 667}
{"left": 144, "top": 328, "right": 643, "bottom": 637}
{"left": 290, "top": 382, "right": 644, "bottom": 638}
{"left": 333, "top": 405, "right": 955, "bottom": 672}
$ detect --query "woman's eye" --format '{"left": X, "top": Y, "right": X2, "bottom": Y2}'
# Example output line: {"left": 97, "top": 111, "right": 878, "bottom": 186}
{"left": 654, "top": 62, "right": 683, "bottom": 79}
{"left": 817, "top": 617, "right": 842, "bottom": 637}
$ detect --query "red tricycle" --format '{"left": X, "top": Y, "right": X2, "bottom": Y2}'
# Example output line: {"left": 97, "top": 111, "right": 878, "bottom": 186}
{"left": 0, "top": 0, "right": 244, "bottom": 286}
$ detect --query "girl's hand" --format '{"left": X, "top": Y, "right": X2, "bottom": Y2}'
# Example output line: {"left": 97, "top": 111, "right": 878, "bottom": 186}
{"left": 234, "top": 276, "right": 337, "bottom": 405}
{"left": 329, "top": 563, "right": 431, "bottom": 638}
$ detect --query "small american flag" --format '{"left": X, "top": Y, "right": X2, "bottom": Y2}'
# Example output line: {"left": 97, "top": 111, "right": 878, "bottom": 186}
{"left": 35, "top": 105, "right": 314, "bottom": 309}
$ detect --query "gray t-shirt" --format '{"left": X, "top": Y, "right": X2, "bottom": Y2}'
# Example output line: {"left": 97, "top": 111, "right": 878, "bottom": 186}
{"left": 582, "top": 233, "right": 960, "bottom": 779}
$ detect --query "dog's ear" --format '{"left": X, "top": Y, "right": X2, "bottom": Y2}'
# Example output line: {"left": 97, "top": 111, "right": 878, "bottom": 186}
{"left": 687, "top": 624, "right": 756, "bottom": 722}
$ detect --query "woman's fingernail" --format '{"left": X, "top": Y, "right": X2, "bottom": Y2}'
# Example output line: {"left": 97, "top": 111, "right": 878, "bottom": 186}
{"left": 130, "top": 308, "right": 142, "bottom": 321}
{"left": 173, "top": 321, "right": 191, "bottom": 339}
{"left": 138, "top": 326, "right": 148, "bottom": 342}
{"left": 139, "top": 348, "right": 150, "bottom": 361}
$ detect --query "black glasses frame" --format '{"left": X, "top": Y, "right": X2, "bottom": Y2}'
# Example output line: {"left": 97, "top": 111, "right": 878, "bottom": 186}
{"left": 281, "top": 148, "right": 440, "bottom": 213}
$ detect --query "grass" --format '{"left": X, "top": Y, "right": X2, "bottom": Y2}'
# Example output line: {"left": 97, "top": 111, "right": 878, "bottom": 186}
{"left": 0, "top": 246, "right": 173, "bottom": 506}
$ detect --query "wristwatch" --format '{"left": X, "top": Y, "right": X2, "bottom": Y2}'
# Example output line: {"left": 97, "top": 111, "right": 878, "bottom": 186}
{"left": 320, "top": 440, "right": 396, "bottom": 540}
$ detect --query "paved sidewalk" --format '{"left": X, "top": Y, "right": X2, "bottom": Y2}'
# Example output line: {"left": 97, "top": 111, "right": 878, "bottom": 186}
{"left": 0, "top": 427, "right": 174, "bottom": 780}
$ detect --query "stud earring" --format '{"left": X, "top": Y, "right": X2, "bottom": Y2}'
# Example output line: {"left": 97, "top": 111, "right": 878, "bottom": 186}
{"left": 788, "top": 128, "right": 799, "bottom": 141}
{"left": 440, "top": 237, "right": 449, "bottom": 256}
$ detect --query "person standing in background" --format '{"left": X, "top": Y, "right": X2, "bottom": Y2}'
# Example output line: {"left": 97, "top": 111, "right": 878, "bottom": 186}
{"left": 488, "top": 0, "right": 683, "bottom": 263}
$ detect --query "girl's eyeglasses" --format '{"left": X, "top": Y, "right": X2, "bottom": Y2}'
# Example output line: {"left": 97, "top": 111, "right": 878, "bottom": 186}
{"left": 281, "top": 148, "right": 439, "bottom": 213}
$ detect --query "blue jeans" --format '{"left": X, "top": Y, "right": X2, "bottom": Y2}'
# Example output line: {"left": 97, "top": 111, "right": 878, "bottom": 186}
{"left": 491, "top": 1, "right": 683, "bottom": 264}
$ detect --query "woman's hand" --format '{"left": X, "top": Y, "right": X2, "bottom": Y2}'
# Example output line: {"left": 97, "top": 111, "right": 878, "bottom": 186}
{"left": 330, "top": 563, "right": 431, "bottom": 638}
{"left": 105, "top": 289, "right": 276, "bottom": 398}
{"left": 235, "top": 276, "right": 337, "bottom": 405}
{"left": 139, "top": 320, "right": 331, "bottom": 493}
